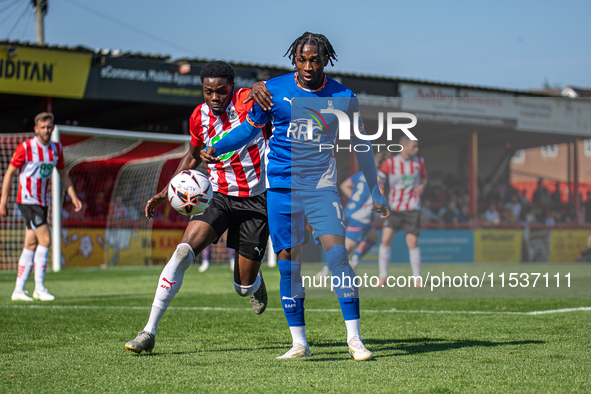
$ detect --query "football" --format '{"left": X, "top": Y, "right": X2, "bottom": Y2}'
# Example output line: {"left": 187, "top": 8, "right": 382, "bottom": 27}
{"left": 167, "top": 170, "right": 213, "bottom": 216}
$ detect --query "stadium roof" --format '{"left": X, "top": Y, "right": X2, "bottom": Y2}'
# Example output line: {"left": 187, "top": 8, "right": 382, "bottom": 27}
{"left": 0, "top": 39, "right": 563, "bottom": 97}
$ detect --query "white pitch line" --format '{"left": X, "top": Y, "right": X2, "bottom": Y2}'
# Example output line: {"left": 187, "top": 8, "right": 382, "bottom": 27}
{"left": 1, "top": 305, "right": 591, "bottom": 315}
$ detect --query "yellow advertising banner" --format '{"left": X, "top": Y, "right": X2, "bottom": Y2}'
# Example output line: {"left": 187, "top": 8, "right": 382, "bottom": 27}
{"left": 474, "top": 229, "right": 522, "bottom": 263}
{"left": 0, "top": 46, "right": 91, "bottom": 98}
{"left": 549, "top": 229, "right": 590, "bottom": 263}
{"left": 61, "top": 227, "right": 184, "bottom": 267}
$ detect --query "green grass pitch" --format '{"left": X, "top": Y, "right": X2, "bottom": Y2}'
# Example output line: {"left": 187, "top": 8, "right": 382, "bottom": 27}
{"left": 1, "top": 263, "right": 590, "bottom": 393}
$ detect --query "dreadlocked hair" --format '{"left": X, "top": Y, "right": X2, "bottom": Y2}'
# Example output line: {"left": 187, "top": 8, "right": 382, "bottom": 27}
{"left": 284, "top": 32, "right": 338, "bottom": 67}
{"left": 200, "top": 61, "right": 235, "bottom": 84}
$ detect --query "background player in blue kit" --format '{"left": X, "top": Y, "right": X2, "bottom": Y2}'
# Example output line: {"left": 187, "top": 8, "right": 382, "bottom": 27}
{"left": 203, "top": 32, "right": 390, "bottom": 361}
{"left": 316, "top": 153, "right": 386, "bottom": 279}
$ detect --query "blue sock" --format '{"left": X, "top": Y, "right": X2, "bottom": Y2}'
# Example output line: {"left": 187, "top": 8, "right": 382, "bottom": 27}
{"left": 353, "top": 237, "right": 376, "bottom": 260}
{"left": 325, "top": 245, "right": 360, "bottom": 321}
{"left": 278, "top": 260, "right": 306, "bottom": 327}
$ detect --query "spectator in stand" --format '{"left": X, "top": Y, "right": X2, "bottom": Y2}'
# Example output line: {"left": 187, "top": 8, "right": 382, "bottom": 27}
{"left": 504, "top": 194, "right": 522, "bottom": 223}
{"left": 457, "top": 204, "right": 470, "bottom": 224}
{"left": 438, "top": 200, "right": 459, "bottom": 224}
{"left": 483, "top": 203, "right": 500, "bottom": 225}
{"left": 523, "top": 206, "right": 537, "bottom": 224}
{"left": 519, "top": 190, "right": 530, "bottom": 206}
{"left": 109, "top": 195, "right": 127, "bottom": 223}
{"left": 532, "top": 178, "right": 550, "bottom": 207}
{"left": 92, "top": 191, "right": 109, "bottom": 220}
{"left": 550, "top": 182, "right": 562, "bottom": 205}
{"left": 420, "top": 200, "right": 440, "bottom": 223}
{"left": 579, "top": 206, "right": 586, "bottom": 224}
{"left": 497, "top": 183, "right": 508, "bottom": 203}
{"left": 545, "top": 211, "right": 557, "bottom": 226}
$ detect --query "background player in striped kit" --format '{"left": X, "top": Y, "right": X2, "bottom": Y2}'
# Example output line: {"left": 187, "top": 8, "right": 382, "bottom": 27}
{"left": 0, "top": 112, "right": 83, "bottom": 301}
{"left": 378, "top": 136, "right": 427, "bottom": 287}
{"left": 125, "top": 61, "right": 270, "bottom": 354}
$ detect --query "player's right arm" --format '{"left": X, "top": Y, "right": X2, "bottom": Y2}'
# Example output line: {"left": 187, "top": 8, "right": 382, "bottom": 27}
{"left": 0, "top": 164, "right": 19, "bottom": 217}
{"left": 145, "top": 137, "right": 203, "bottom": 219}
{"left": 243, "top": 81, "right": 273, "bottom": 112}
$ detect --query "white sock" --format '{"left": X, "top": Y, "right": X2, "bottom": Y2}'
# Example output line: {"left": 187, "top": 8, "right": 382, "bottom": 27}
{"left": 409, "top": 247, "right": 421, "bottom": 277}
{"left": 345, "top": 318, "right": 361, "bottom": 343}
{"left": 378, "top": 245, "right": 391, "bottom": 278}
{"left": 290, "top": 326, "right": 308, "bottom": 347}
{"left": 350, "top": 255, "right": 359, "bottom": 269}
{"left": 199, "top": 260, "right": 209, "bottom": 272}
{"left": 144, "top": 243, "right": 195, "bottom": 335}
{"left": 233, "top": 273, "right": 261, "bottom": 296}
{"left": 15, "top": 248, "right": 35, "bottom": 292}
{"left": 34, "top": 245, "right": 49, "bottom": 291}
{"left": 144, "top": 305, "right": 166, "bottom": 335}
{"left": 318, "top": 265, "right": 330, "bottom": 276}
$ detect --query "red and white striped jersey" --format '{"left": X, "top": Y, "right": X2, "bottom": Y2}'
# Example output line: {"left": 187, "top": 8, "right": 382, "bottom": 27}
{"left": 379, "top": 154, "right": 426, "bottom": 211}
{"left": 189, "top": 88, "right": 266, "bottom": 197}
{"left": 10, "top": 137, "right": 65, "bottom": 207}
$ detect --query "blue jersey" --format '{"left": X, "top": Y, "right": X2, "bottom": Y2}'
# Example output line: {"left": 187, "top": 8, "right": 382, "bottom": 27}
{"left": 344, "top": 172, "right": 373, "bottom": 224}
{"left": 246, "top": 72, "right": 362, "bottom": 190}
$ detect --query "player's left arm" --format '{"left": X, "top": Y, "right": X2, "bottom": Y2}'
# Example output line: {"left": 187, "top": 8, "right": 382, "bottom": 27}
{"left": 57, "top": 168, "right": 82, "bottom": 212}
{"left": 349, "top": 101, "right": 390, "bottom": 218}
{"left": 415, "top": 158, "right": 428, "bottom": 195}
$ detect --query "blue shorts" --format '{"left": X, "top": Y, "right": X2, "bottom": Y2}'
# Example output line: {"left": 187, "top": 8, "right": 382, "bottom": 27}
{"left": 267, "top": 188, "right": 346, "bottom": 253}
{"left": 345, "top": 218, "right": 374, "bottom": 244}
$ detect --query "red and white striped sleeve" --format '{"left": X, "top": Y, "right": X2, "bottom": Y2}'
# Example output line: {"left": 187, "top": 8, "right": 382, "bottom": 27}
{"left": 10, "top": 143, "right": 26, "bottom": 168}
{"left": 419, "top": 157, "right": 427, "bottom": 180}
{"left": 189, "top": 105, "right": 205, "bottom": 148}
{"left": 56, "top": 143, "right": 65, "bottom": 170}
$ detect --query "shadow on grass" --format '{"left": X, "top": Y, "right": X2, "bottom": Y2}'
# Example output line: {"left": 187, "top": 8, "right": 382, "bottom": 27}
{"left": 302, "top": 337, "right": 545, "bottom": 360}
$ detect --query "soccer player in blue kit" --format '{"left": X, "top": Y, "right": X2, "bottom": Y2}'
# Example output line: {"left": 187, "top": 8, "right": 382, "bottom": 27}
{"left": 203, "top": 32, "right": 390, "bottom": 360}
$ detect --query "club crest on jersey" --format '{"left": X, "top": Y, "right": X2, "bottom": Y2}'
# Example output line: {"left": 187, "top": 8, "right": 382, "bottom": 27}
{"left": 227, "top": 109, "right": 238, "bottom": 121}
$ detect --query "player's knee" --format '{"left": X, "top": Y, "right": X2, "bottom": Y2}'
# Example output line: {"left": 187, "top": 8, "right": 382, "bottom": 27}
{"left": 38, "top": 235, "right": 51, "bottom": 248}
{"left": 25, "top": 239, "right": 38, "bottom": 250}
{"left": 174, "top": 243, "right": 195, "bottom": 270}
{"left": 325, "top": 245, "right": 348, "bottom": 270}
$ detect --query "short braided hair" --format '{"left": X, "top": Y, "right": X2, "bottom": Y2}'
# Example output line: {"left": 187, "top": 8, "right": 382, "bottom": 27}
{"left": 284, "top": 32, "right": 338, "bottom": 67}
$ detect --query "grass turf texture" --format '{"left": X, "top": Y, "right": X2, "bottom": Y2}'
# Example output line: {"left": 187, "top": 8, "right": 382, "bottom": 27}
{"left": 1, "top": 263, "right": 590, "bottom": 393}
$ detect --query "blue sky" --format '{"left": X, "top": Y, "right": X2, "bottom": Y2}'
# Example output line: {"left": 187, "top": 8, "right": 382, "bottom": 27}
{"left": 1, "top": 0, "right": 589, "bottom": 90}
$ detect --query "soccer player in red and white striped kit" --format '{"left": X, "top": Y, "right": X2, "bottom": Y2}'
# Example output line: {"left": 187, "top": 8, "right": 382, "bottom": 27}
{"left": 377, "top": 135, "right": 427, "bottom": 287}
{"left": 0, "top": 112, "right": 82, "bottom": 301}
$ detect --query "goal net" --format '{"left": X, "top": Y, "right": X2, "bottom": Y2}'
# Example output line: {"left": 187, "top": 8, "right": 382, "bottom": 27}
{"left": 0, "top": 126, "right": 239, "bottom": 270}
